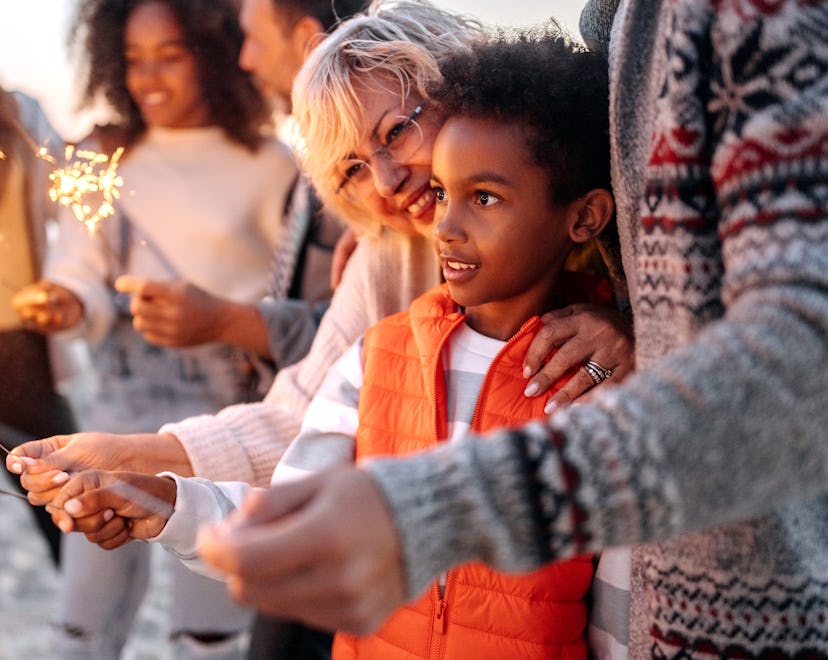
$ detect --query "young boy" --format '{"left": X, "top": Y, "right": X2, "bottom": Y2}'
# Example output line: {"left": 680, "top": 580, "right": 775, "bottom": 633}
{"left": 273, "top": 25, "right": 615, "bottom": 659}
{"left": 45, "top": 24, "right": 615, "bottom": 660}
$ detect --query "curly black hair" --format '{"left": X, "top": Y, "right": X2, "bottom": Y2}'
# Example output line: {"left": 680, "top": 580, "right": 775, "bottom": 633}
{"left": 427, "top": 23, "right": 610, "bottom": 205}
{"left": 69, "top": 0, "right": 270, "bottom": 150}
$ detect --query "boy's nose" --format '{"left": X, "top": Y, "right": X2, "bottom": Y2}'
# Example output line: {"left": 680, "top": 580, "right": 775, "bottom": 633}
{"left": 433, "top": 209, "right": 465, "bottom": 243}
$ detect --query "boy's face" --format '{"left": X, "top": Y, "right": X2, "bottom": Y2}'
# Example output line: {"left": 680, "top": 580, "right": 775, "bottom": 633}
{"left": 431, "top": 117, "right": 576, "bottom": 340}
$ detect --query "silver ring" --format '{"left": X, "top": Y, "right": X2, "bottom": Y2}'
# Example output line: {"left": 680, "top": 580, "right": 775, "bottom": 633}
{"left": 584, "top": 360, "right": 612, "bottom": 386}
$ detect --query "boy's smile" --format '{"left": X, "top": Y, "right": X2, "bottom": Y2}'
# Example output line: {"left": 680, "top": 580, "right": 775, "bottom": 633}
{"left": 431, "top": 117, "right": 578, "bottom": 340}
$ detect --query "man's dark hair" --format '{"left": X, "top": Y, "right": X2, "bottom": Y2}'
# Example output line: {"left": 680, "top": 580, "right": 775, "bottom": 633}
{"left": 274, "top": 0, "right": 369, "bottom": 33}
{"left": 428, "top": 23, "right": 611, "bottom": 205}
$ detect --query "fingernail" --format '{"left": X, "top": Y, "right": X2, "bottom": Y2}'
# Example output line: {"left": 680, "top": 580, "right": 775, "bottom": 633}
{"left": 9, "top": 457, "right": 34, "bottom": 473}
{"left": 65, "top": 499, "right": 82, "bottom": 515}
{"left": 58, "top": 519, "right": 73, "bottom": 533}
{"left": 52, "top": 472, "right": 70, "bottom": 485}
{"left": 103, "top": 509, "right": 114, "bottom": 522}
{"left": 524, "top": 382, "right": 539, "bottom": 397}
{"left": 544, "top": 400, "right": 558, "bottom": 415}
{"left": 523, "top": 365, "right": 532, "bottom": 379}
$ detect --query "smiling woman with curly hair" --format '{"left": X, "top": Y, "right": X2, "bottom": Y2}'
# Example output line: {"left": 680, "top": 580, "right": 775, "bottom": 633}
{"left": 69, "top": 0, "right": 271, "bottom": 150}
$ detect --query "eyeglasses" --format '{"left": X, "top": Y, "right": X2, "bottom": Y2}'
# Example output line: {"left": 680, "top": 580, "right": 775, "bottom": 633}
{"left": 335, "top": 102, "right": 427, "bottom": 202}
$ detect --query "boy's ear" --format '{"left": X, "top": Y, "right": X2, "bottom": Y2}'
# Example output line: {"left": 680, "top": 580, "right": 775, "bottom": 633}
{"left": 568, "top": 188, "right": 615, "bottom": 244}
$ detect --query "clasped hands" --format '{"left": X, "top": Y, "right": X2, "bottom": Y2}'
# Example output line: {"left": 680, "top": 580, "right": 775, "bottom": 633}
{"left": 4, "top": 433, "right": 180, "bottom": 550}
{"left": 6, "top": 439, "right": 176, "bottom": 550}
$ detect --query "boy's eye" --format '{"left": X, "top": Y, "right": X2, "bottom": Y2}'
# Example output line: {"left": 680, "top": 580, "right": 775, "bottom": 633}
{"left": 476, "top": 191, "right": 499, "bottom": 207}
{"left": 433, "top": 186, "right": 446, "bottom": 202}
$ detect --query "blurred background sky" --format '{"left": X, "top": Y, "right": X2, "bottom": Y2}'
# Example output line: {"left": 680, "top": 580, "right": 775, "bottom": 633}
{"left": 0, "top": 0, "right": 587, "bottom": 141}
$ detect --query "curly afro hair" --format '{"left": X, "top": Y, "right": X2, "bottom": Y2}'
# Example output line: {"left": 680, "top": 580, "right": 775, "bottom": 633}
{"left": 69, "top": 0, "right": 270, "bottom": 150}
{"left": 428, "top": 23, "right": 610, "bottom": 206}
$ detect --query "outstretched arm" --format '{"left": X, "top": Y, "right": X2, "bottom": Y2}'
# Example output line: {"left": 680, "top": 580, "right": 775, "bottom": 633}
{"left": 6, "top": 432, "right": 193, "bottom": 506}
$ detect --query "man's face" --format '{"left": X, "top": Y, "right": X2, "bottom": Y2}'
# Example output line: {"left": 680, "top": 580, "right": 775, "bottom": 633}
{"left": 238, "top": 0, "right": 306, "bottom": 108}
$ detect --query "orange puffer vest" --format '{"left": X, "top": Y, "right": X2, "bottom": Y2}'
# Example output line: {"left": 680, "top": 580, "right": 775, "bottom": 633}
{"left": 334, "top": 279, "right": 612, "bottom": 660}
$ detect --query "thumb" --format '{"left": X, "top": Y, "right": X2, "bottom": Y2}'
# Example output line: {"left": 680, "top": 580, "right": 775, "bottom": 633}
{"left": 116, "top": 275, "right": 171, "bottom": 299}
{"left": 7, "top": 436, "right": 71, "bottom": 475}
{"left": 236, "top": 474, "right": 325, "bottom": 526}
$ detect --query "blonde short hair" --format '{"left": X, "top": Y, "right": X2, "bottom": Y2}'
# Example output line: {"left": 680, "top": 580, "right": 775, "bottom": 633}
{"left": 291, "top": 0, "right": 483, "bottom": 231}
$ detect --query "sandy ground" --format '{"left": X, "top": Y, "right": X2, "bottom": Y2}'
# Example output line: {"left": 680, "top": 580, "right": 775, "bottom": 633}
{"left": 0, "top": 468, "right": 175, "bottom": 660}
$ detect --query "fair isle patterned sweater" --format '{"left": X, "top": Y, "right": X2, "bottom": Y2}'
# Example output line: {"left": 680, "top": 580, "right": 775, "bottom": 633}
{"left": 367, "top": 0, "right": 828, "bottom": 656}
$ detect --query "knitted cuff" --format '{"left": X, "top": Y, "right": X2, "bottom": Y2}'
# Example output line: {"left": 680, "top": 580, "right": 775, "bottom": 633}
{"left": 161, "top": 414, "right": 257, "bottom": 485}
{"left": 365, "top": 430, "right": 548, "bottom": 600}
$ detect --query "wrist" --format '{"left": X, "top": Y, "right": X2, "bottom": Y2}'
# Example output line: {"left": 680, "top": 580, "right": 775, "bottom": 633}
{"left": 216, "top": 301, "right": 271, "bottom": 357}
{"left": 127, "top": 433, "right": 194, "bottom": 477}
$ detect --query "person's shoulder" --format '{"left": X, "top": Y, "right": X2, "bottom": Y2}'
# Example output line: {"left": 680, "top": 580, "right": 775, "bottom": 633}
{"left": 254, "top": 135, "right": 296, "bottom": 168}
{"left": 365, "top": 305, "right": 415, "bottom": 346}
{"left": 9, "top": 90, "right": 37, "bottom": 115}
{"left": 9, "top": 91, "right": 62, "bottom": 148}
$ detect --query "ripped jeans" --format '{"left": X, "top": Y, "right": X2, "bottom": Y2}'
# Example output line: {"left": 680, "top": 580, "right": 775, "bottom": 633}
{"left": 54, "top": 534, "right": 251, "bottom": 659}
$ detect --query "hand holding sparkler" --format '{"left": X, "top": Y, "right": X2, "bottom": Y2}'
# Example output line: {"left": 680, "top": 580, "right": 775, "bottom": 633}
{"left": 6, "top": 431, "right": 194, "bottom": 507}
{"left": 197, "top": 467, "right": 405, "bottom": 636}
{"left": 46, "top": 470, "right": 176, "bottom": 550}
{"left": 115, "top": 275, "right": 234, "bottom": 348}
{"left": 11, "top": 280, "right": 84, "bottom": 333}
{"left": 115, "top": 275, "right": 274, "bottom": 356}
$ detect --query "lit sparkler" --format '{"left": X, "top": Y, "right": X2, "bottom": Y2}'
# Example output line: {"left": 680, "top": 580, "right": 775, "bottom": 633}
{"left": 49, "top": 144, "right": 125, "bottom": 233}
{"left": 3, "top": 116, "right": 125, "bottom": 233}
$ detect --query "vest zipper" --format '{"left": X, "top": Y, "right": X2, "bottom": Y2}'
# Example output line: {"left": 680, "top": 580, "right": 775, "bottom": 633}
{"left": 469, "top": 318, "right": 539, "bottom": 430}
{"left": 426, "top": 314, "right": 537, "bottom": 658}
{"left": 428, "top": 572, "right": 453, "bottom": 659}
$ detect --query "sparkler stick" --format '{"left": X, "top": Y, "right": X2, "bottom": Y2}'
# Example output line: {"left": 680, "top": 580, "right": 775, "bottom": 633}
{"left": 0, "top": 487, "right": 30, "bottom": 502}
{"left": 8, "top": 116, "right": 56, "bottom": 165}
